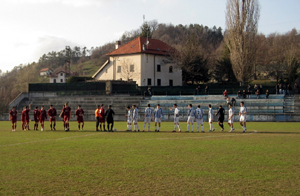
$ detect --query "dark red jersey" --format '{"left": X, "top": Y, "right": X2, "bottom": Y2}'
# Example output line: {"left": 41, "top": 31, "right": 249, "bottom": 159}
{"left": 63, "top": 107, "right": 71, "bottom": 117}
{"left": 39, "top": 110, "right": 47, "bottom": 121}
{"left": 48, "top": 108, "right": 57, "bottom": 117}
{"left": 21, "top": 110, "right": 27, "bottom": 122}
{"left": 34, "top": 109, "right": 40, "bottom": 119}
{"left": 75, "top": 109, "right": 84, "bottom": 117}
{"left": 25, "top": 109, "right": 30, "bottom": 120}
{"left": 9, "top": 110, "right": 17, "bottom": 120}
{"left": 99, "top": 108, "right": 105, "bottom": 118}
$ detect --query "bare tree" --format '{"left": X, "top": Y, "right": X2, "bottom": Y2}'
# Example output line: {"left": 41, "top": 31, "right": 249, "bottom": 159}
{"left": 225, "top": 0, "right": 260, "bottom": 85}
{"left": 119, "top": 58, "right": 140, "bottom": 81}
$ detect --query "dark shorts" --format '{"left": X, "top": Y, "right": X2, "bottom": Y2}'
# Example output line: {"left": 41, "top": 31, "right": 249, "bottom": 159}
{"left": 34, "top": 118, "right": 39, "bottom": 123}
{"left": 40, "top": 119, "right": 45, "bottom": 123}
{"left": 218, "top": 117, "right": 224, "bottom": 123}
{"left": 77, "top": 117, "right": 84, "bottom": 123}
{"left": 107, "top": 118, "right": 114, "bottom": 124}
{"left": 99, "top": 117, "right": 105, "bottom": 123}
{"left": 49, "top": 117, "right": 56, "bottom": 122}
{"left": 11, "top": 118, "right": 17, "bottom": 123}
{"left": 64, "top": 116, "right": 70, "bottom": 122}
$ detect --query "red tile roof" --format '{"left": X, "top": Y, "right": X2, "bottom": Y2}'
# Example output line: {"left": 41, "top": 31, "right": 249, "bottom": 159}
{"left": 107, "top": 37, "right": 176, "bottom": 56}
{"left": 40, "top": 68, "right": 51, "bottom": 72}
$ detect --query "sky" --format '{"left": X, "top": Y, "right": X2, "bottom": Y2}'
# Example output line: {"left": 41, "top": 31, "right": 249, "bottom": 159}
{"left": 0, "top": 0, "right": 299, "bottom": 72}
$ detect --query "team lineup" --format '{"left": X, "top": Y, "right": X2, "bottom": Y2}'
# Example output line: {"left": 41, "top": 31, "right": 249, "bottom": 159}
{"left": 9, "top": 101, "right": 248, "bottom": 132}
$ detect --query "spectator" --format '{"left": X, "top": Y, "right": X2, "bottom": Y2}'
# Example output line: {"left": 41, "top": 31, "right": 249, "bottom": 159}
{"left": 237, "top": 90, "right": 242, "bottom": 99}
{"left": 196, "top": 85, "right": 201, "bottom": 95}
{"left": 294, "top": 83, "right": 298, "bottom": 95}
{"left": 205, "top": 86, "right": 209, "bottom": 95}
{"left": 259, "top": 85, "right": 263, "bottom": 94}
{"left": 242, "top": 90, "right": 247, "bottom": 99}
{"left": 287, "top": 84, "right": 292, "bottom": 96}
{"left": 255, "top": 89, "right": 260, "bottom": 99}
{"left": 282, "top": 84, "right": 286, "bottom": 96}
{"left": 247, "top": 89, "right": 252, "bottom": 99}
{"left": 254, "top": 84, "right": 258, "bottom": 92}
{"left": 276, "top": 83, "right": 279, "bottom": 94}
{"left": 144, "top": 86, "right": 153, "bottom": 97}
{"left": 279, "top": 83, "right": 283, "bottom": 94}
{"left": 247, "top": 84, "right": 252, "bottom": 92}
{"left": 231, "top": 97, "right": 236, "bottom": 106}
{"left": 223, "top": 89, "right": 229, "bottom": 98}
{"left": 226, "top": 97, "right": 231, "bottom": 106}
{"left": 266, "top": 90, "right": 269, "bottom": 99}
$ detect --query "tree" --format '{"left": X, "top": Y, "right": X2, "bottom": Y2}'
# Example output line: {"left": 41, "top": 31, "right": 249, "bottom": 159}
{"left": 140, "top": 22, "right": 152, "bottom": 38}
{"left": 119, "top": 58, "right": 140, "bottom": 81}
{"left": 225, "top": 0, "right": 260, "bottom": 85}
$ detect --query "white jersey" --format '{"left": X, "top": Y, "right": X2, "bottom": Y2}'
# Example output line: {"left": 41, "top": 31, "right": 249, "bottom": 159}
{"left": 133, "top": 108, "right": 139, "bottom": 119}
{"left": 187, "top": 108, "right": 195, "bottom": 117}
{"left": 144, "top": 107, "right": 153, "bottom": 117}
{"left": 154, "top": 108, "right": 163, "bottom": 118}
{"left": 229, "top": 108, "right": 234, "bottom": 118}
{"left": 239, "top": 106, "right": 247, "bottom": 117}
{"left": 127, "top": 110, "right": 132, "bottom": 121}
{"left": 174, "top": 108, "right": 180, "bottom": 118}
{"left": 208, "top": 108, "right": 214, "bottom": 119}
{"left": 195, "top": 108, "right": 204, "bottom": 119}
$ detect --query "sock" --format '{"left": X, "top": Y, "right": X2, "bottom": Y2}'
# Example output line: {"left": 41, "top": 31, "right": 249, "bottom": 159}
{"left": 209, "top": 124, "right": 212, "bottom": 130}
{"left": 187, "top": 124, "right": 190, "bottom": 131}
{"left": 54, "top": 123, "right": 56, "bottom": 129}
{"left": 78, "top": 125, "right": 80, "bottom": 129}
{"left": 82, "top": 125, "right": 84, "bottom": 129}
{"left": 130, "top": 125, "right": 132, "bottom": 130}
{"left": 158, "top": 126, "right": 160, "bottom": 131}
{"left": 178, "top": 125, "right": 181, "bottom": 130}
{"left": 107, "top": 124, "right": 110, "bottom": 130}
{"left": 111, "top": 124, "right": 114, "bottom": 130}
{"left": 201, "top": 125, "right": 204, "bottom": 131}
{"left": 148, "top": 124, "right": 150, "bottom": 131}
{"left": 211, "top": 124, "right": 214, "bottom": 129}
{"left": 12, "top": 125, "right": 14, "bottom": 129}
{"left": 192, "top": 124, "right": 194, "bottom": 132}
{"left": 127, "top": 125, "right": 129, "bottom": 130}
{"left": 143, "top": 124, "right": 146, "bottom": 130}
{"left": 50, "top": 124, "right": 52, "bottom": 129}
{"left": 221, "top": 124, "right": 224, "bottom": 129}
{"left": 197, "top": 124, "right": 199, "bottom": 131}
{"left": 155, "top": 126, "right": 157, "bottom": 130}
{"left": 134, "top": 125, "right": 137, "bottom": 131}
{"left": 174, "top": 125, "right": 177, "bottom": 130}
{"left": 137, "top": 124, "right": 139, "bottom": 130}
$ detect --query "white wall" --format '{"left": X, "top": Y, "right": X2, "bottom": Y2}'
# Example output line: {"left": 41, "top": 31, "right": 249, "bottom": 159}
{"left": 50, "top": 72, "right": 68, "bottom": 83}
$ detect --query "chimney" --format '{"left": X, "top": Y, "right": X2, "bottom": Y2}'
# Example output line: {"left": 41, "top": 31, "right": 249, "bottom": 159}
{"left": 115, "top": 41, "right": 121, "bottom": 49}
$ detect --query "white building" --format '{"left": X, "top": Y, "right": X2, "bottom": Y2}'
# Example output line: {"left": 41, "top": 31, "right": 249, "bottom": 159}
{"left": 92, "top": 37, "right": 182, "bottom": 86}
{"left": 39, "top": 68, "right": 53, "bottom": 76}
{"left": 50, "top": 69, "right": 73, "bottom": 83}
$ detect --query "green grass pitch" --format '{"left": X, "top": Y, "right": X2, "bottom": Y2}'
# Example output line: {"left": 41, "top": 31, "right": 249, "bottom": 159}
{"left": 0, "top": 121, "right": 299, "bottom": 195}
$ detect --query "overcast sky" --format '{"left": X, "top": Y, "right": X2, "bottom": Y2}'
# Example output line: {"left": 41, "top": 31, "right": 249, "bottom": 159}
{"left": 0, "top": 0, "right": 299, "bottom": 72}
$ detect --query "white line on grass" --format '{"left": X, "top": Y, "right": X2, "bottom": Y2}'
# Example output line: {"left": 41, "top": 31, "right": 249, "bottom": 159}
{"left": 0, "top": 133, "right": 101, "bottom": 147}
{"left": 154, "top": 132, "right": 256, "bottom": 140}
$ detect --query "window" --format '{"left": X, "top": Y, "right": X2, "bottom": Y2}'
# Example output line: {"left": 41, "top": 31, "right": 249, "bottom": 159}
{"left": 147, "top": 78, "right": 152, "bottom": 86}
{"left": 61, "top": 73, "right": 63, "bottom": 76}
{"left": 157, "top": 64, "right": 161, "bottom": 72}
{"left": 117, "top": 66, "right": 121, "bottom": 73}
{"left": 53, "top": 79, "right": 56, "bottom": 83}
{"left": 157, "top": 79, "right": 161, "bottom": 86}
{"left": 169, "top": 66, "right": 173, "bottom": 73}
{"left": 60, "top": 79, "right": 63, "bottom": 83}
{"left": 130, "top": 64, "right": 134, "bottom": 72}
{"left": 169, "top": 80, "right": 173, "bottom": 86}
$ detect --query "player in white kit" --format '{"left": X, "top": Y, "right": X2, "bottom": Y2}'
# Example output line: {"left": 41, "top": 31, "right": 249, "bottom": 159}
{"left": 125, "top": 106, "right": 132, "bottom": 131}
{"left": 239, "top": 101, "right": 247, "bottom": 132}
{"left": 132, "top": 105, "right": 140, "bottom": 132}
{"left": 154, "top": 104, "right": 163, "bottom": 132}
{"left": 195, "top": 105, "right": 205, "bottom": 133}
{"left": 172, "top": 104, "right": 181, "bottom": 132}
{"left": 208, "top": 104, "right": 215, "bottom": 132}
{"left": 143, "top": 104, "right": 153, "bottom": 132}
{"left": 186, "top": 104, "right": 195, "bottom": 132}
{"left": 228, "top": 103, "right": 235, "bottom": 132}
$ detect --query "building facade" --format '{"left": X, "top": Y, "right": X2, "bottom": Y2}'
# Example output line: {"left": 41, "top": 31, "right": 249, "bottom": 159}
{"left": 92, "top": 37, "right": 182, "bottom": 86}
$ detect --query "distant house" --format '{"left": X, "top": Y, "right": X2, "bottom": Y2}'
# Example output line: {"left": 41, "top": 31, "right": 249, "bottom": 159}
{"left": 50, "top": 68, "right": 74, "bottom": 83}
{"left": 40, "top": 68, "right": 53, "bottom": 76}
{"left": 92, "top": 37, "right": 182, "bottom": 86}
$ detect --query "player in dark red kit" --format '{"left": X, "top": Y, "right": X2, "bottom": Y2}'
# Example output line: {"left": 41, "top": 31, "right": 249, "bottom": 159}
{"left": 21, "top": 107, "right": 27, "bottom": 131}
{"left": 33, "top": 106, "right": 40, "bottom": 130}
{"left": 48, "top": 105, "right": 57, "bottom": 131}
{"left": 9, "top": 107, "right": 17, "bottom": 131}
{"left": 62, "top": 103, "right": 71, "bottom": 131}
{"left": 99, "top": 104, "right": 106, "bottom": 131}
{"left": 25, "top": 104, "right": 31, "bottom": 130}
{"left": 39, "top": 106, "right": 47, "bottom": 131}
{"left": 75, "top": 105, "right": 84, "bottom": 131}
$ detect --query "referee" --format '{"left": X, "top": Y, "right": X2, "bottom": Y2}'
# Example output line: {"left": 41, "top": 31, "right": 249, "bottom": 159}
{"left": 215, "top": 105, "right": 225, "bottom": 132}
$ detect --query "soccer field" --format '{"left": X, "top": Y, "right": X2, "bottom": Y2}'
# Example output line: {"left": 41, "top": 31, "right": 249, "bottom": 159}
{"left": 0, "top": 121, "right": 299, "bottom": 195}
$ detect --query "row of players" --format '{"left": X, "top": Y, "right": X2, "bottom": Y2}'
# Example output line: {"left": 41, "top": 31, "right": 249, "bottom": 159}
{"left": 9, "top": 103, "right": 82, "bottom": 131}
{"left": 126, "top": 102, "right": 247, "bottom": 132}
{"left": 9, "top": 101, "right": 248, "bottom": 132}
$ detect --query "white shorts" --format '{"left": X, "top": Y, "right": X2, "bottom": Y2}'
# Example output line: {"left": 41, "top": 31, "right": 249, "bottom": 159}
{"left": 187, "top": 116, "right": 195, "bottom": 124}
{"left": 133, "top": 118, "right": 138, "bottom": 124}
{"left": 155, "top": 118, "right": 161, "bottom": 123}
{"left": 196, "top": 118, "right": 203, "bottom": 124}
{"left": 174, "top": 117, "right": 180, "bottom": 124}
{"left": 228, "top": 118, "right": 234, "bottom": 124}
{"left": 240, "top": 115, "right": 247, "bottom": 122}
{"left": 144, "top": 117, "right": 151, "bottom": 123}
{"left": 127, "top": 119, "right": 132, "bottom": 124}
{"left": 209, "top": 118, "right": 213, "bottom": 123}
